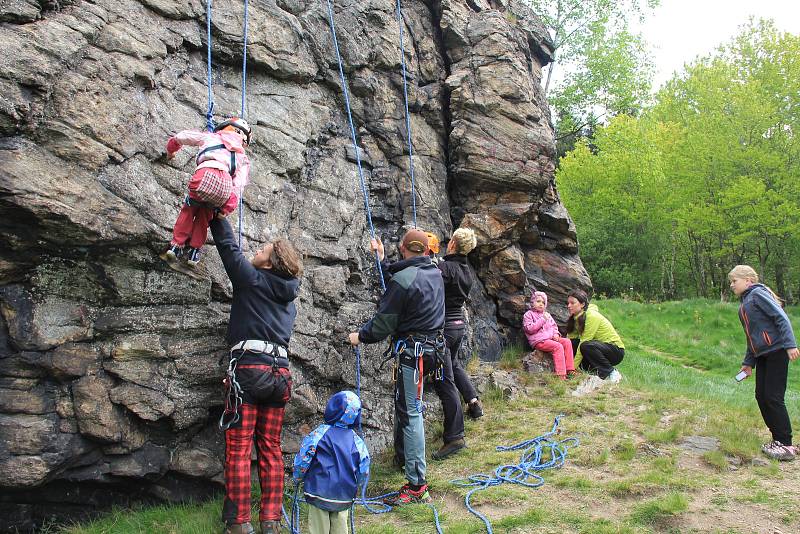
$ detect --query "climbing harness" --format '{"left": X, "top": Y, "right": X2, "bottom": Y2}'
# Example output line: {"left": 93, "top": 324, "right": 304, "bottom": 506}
{"left": 450, "top": 416, "right": 579, "bottom": 534}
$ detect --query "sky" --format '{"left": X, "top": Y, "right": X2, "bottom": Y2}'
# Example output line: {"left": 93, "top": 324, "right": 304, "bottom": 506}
{"left": 640, "top": 0, "right": 800, "bottom": 89}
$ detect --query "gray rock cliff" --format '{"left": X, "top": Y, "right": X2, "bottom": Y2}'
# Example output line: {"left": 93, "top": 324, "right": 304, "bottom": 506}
{"left": 0, "top": 0, "right": 590, "bottom": 529}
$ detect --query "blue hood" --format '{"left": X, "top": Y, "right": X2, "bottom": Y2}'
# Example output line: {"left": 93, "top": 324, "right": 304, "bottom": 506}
{"left": 324, "top": 391, "right": 361, "bottom": 428}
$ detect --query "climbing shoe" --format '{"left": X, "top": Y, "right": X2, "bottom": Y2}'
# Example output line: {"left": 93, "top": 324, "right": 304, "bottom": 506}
{"left": 165, "top": 243, "right": 183, "bottom": 261}
{"left": 467, "top": 399, "right": 484, "bottom": 419}
{"left": 432, "top": 438, "right": 466, "bottom": 460}
{"left": 186, "top": 247, "right": 202, "bottom": 267}
{"left": 260, "top": 520, "right": 281, "bottom": 534}
{"left": 223, "top": 523, "right": 255, "bottom": 534}
{"left": 383, "top": 483, "right": 431, "bottom": 505}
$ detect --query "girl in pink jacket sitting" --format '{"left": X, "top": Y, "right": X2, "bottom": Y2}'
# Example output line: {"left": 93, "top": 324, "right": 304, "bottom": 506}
{"left": 522, "top": 291, "right": 576, "bottom": 380}
{"left": 165, "top": 118, "right": 252, "bottom": 267}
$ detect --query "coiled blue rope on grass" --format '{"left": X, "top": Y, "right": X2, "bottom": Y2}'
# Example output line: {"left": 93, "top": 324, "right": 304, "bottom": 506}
{"left": 450, "top": 415, "right": 579, "bottom": 534}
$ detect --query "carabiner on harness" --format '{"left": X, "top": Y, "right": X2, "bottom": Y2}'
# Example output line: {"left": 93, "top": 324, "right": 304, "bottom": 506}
{"left": 219, "top": 353, "right": 244, "bottom": 430}
{"left": 414, "top": 341, "right": 425, "bottom": 413}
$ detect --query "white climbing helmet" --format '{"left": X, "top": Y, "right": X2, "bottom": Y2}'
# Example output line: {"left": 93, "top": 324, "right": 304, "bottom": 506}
{"left": 215, "top": 117, "right": 252, "bottom": 146}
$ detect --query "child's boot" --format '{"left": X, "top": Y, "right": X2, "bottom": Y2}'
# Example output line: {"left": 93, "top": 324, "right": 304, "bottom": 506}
{"left": 165, "top": 243, "right": 183, "bottom": 261}
{"left": 187, "top": 247, "right": 202, "bottom": 267}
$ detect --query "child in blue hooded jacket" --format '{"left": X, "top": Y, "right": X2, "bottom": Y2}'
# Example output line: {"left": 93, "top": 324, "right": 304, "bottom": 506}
{"left": 293, "top": 391, "right": 370, "bottom": 534}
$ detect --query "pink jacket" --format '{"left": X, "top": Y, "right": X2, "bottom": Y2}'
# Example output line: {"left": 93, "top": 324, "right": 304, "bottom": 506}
{"left": 166, "top": 129, "right": 251, "bottom": 195}
{"left": 522, "top": 291, "right": 558, "bottom": 347}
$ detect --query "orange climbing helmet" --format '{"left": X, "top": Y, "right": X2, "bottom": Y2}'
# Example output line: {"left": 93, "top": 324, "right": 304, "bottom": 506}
{"left": 215, "top": 117, "right": 252, "bottom": 146}
{"left": 425, "top": 232, "right": 440, "bottom": 255}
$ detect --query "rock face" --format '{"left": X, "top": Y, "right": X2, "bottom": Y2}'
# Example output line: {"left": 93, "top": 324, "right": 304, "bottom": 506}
{"left": 0, "top": 0, "right": 589, "bottom": 529}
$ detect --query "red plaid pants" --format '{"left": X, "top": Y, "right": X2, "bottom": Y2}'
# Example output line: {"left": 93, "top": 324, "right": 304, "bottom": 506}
{"left": 223, "top": 403, "right": 285, "bottom": 524}
{"left": 172, "top": 168, "right": 229, "bottom": 249}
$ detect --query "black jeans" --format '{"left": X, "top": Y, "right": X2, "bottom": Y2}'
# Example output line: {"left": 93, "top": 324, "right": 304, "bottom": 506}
{"left": 755, "top": 350, "right": 792, "bottom": 446}
{"left": 576, "top": 340, "right": 624, "bottom": 379}
{"left": 430, "top": 341, "right": 465, "bottom": 444}
{"left": 443, "top": 321, "right": 479, "bottom": 403}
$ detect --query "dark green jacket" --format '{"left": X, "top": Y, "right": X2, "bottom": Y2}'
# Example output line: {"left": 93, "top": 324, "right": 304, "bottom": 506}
{"left": 358, "top": 256, "right": 445, "bottom": 343}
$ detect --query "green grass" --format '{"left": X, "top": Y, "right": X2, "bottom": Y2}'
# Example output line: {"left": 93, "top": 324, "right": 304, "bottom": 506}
{"left": 61, "top": 299, "right": 800, "bottom": 534}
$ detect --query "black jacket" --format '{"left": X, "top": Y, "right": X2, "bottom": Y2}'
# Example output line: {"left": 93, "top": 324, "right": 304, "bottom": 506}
{"left": 210, "top": 219, "right": 300, "bottom": 349}
{"left": 738, "top": 283, "right": 797, "bottom": 367}
{"left": 438, "top": 254, "right": 473, "bottom": 322}
{"left": 358, "top": 255, "right": 445, "bottom": 343}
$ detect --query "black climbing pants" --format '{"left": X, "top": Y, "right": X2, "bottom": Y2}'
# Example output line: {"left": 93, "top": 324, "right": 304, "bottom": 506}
{"left": 443, "top": 321, "right": 478, "bottom": 403}
{"left": 755, "top": 349, "right": 792, "bottom": 446}
{"left": 577, "top": 340, "right": 624, "bottom": 379}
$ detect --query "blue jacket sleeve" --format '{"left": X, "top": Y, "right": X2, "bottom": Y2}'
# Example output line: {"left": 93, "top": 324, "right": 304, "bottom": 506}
{"left": 292, "top": 424, "right": 330, "bottom": 480}
{"left": 209, "top": 218, "right": 260, "bottom": 289}
{"left": 353, "top": 433, "right": 370, "bottom": 485}
{"left": 753, "top": 291, "right": 797, "bottom": 350}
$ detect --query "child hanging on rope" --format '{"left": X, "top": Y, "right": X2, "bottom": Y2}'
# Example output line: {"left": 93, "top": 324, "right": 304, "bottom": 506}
{"left": 293, "top": 391, "right": 370, "bottom": 534}
{"left": 523, "top": 290, "right": 576, "bottom": 380}
{"left": 164, "top": 118, "right": 252, "bottom": 267}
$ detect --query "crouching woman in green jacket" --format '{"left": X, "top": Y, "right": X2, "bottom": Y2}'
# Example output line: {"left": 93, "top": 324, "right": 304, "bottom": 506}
{"left": 566, "top": 290, "right": 625, "bottom": 383}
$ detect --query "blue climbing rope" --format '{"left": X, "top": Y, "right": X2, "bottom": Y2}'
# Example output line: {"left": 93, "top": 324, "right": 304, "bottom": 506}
{"left": 394, "top": 0, "right": 417, "bottom": 227}
{"left": 236, "top": 0, "right": 249, "bottom": 247}
{"left": 450, "top": 415, "right": 579, "bottom": 534}
{"left": 322, "top": 3, "right": 449, "bottom": 533}
{"left": 325, "top": 0, "right": 386, "bottom": 292}
{"left": 205, "top": 0, "right": 215, "bottom": 132}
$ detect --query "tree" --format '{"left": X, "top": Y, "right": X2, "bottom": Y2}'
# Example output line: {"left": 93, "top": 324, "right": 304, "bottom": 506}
{"left": 526, "top": 0, "right": 658, "bottom": 155}
{"left": 558, "top": 20, "right": 800, "bottom": 301}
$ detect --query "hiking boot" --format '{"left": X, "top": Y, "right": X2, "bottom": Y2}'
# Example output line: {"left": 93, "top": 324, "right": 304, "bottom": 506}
{"left": 383, "top": 483, "right": 431, "bottom": 505}
{"left": 260, "top": 520, "right": 281, "bottom": 534}
{"left": 466, "top": 399, "right": 484, "bottom": 419}
{"left": 432, "top": 438, "right": 466, "bottom": 460}
{"left": 223, "top": 523, "right": 255, "bottom": 534}
{"left": 605, "top": 369, "right": 623, "bottom": 383}
{"left": 762, "top": 441, "right": 796, "bottom": 461}
{"left": 186, "top": 247, "right": 202, "bottom": 267}
{"left": 165, "top": 243, "right": 183, "bottom": 261}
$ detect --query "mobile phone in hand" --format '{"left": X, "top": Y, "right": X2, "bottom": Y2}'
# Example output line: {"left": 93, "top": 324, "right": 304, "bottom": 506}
{"left": 735, "top": 371, "right": 748, "bottom": 382}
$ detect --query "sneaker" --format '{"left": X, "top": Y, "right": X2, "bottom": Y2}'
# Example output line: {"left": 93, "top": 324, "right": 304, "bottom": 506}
{"left": 383, "top": 483, "right": 431, "bottom": 505}
{"left": 605, "top": 369, "right": 623, "bottom": 383}
{"left": 762, "top": 441, "right": 796, "bottom": 461}
{"left": 186, "top": 247, "right": 202, "bottom": 267}
{"left": 432, "top": 438, "right": 466, "bottom": 460}
{"left": 467, "top": 399, "right": 484, "bottom": 419}
{"left": 259, "top": 521, "right": 280, "bottom": 534}
{"left": 165, "top": 243, "right": 183, "bottom": 261}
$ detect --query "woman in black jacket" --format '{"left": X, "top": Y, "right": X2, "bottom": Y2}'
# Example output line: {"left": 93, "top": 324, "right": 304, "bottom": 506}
{"left": 437, "top": 228, "right": 482, "bottom": 420}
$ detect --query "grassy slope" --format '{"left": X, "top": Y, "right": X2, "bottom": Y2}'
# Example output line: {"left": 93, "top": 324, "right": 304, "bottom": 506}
{"left": 62, "top": 300, "right": 800, "bottom": 534}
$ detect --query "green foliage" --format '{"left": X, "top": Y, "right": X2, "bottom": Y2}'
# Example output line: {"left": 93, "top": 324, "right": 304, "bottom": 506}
{"left": 525, "top": 0, "right": 658, "bottom": 155}
{"left": 558, "top": 20, "right": 800, "bottom": 301}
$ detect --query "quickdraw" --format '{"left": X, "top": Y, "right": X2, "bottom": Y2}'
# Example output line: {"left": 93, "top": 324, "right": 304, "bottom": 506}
{"left": 219, "top": 353, "right": 244, "bottom": 430}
